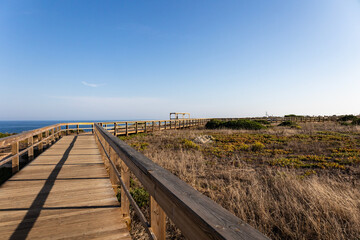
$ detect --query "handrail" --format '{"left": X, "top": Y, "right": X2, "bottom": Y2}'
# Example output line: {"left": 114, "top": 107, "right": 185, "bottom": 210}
{"left": 0, "top": 124, "right": 62, "bottom": 147}
{"left": 94, "top": 126, "right": 156, "bottom": 240}
{"left": 94, "top": 123, "right": 268, "bottom": 240}
{"left": 0, "top": 124, "right": 62, "bottom": 174}
{"left": 214, "top": 116, "right": 339, "bottom": 123}
{"left": 1, "top": 119, "right": 209, "bottom": 178}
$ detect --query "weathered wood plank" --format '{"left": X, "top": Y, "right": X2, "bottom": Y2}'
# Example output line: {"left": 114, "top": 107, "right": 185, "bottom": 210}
{"left": 0, "top": 135, "right": 131, "bottom": 240}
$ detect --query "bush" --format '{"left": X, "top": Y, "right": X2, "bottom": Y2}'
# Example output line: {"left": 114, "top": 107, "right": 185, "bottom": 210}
{"left": 181, "top": 139, "right": 200, "bottom": 150}
{"left": 239, "top": 143, "right": 250, "bottom": 151}
{"left": 206, "top": 119, "right": 266, "bottom": 130}
{"left": 130, "top": 187, "right": 149, "bottom": 208}
{"left": 205, "top": 119, "right": 223, "bottom": 129}
{"left": 351, "top": 118, "right": 360, "bottom": 125}
{"left": 251, "top": 142, "right": 265, "bottom": 152}
{"left": 338, "top": 115, "right": 358, "bottom": 122}
{"left": 226, "top": 120, "right": 266, "bottom": 130}
{"left": 278, "top": 121, "right": 300, "bottom": 129}
{"left": 0, "top": 132, "right": 15, "bottom": 139}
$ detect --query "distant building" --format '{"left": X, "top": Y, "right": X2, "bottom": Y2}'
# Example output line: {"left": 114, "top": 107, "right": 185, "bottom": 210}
{"left": 170, "top": 112, "right": 191, "bottom": 120}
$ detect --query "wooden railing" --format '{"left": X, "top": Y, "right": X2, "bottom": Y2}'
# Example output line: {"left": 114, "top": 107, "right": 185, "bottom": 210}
{"left": 0, "top": 124, "right": 62, "bottom": 173}
{"left": 93, "top": 123, "right": 268, "bottom": 240}
{"left": 56, "top": 119, "right": 209, "bottom": 136}
{"left": 0, "top": 119, "right": 208, "bottom": 179}
{"left": 0, "top": 118, "right": 268, "bottom": 238}
{"left": 215, "top": 116, "right": 339, "bottom": 123}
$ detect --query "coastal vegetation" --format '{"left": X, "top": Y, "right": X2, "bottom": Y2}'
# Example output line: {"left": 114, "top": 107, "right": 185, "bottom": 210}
{"left": 0, "top": 132, "right": 15, "bottom": 139}
{"left": 205, "top": 119, "right": 266, "bottom": 130}
{"left": 120, "top": 122, "right": 360, "bottom": 239}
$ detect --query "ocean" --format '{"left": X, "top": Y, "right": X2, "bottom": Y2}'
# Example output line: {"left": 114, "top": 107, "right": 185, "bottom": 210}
{"left": 0, "top": 120, "right": 123, "bottom": 134}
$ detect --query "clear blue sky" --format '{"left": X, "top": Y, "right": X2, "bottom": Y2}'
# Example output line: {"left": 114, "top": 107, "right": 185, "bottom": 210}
{"left": 1, "top": 0, "right": 359, "bottom": 120}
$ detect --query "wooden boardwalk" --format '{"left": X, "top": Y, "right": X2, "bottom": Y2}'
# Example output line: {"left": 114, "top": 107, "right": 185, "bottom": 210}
{"left": 0, "top": 135, "right": 131, "bottom": 240}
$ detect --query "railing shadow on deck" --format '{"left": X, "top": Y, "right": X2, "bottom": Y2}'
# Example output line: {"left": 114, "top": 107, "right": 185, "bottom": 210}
{"left": 9, "top": 136, "right": 77, "bottom": 240}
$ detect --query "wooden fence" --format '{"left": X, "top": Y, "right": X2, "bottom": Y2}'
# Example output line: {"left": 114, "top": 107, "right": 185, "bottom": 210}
{"left": 0, "top": 119, "right": 208, "bottom": 171}
{"left": 0, "top": 124, "right": 62, "bottom": 173}
{"left": 0, "top": 118, "right": 269, "bottom": 239}
{"left": 215, "top": 116, "right": 339, "bottom": 123}
{"left": 94, "top": 123, "right": 268, "bottom": 240}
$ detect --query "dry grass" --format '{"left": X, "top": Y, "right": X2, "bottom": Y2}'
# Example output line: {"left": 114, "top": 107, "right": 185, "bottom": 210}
{"left": 121, "top": 122, "right": 360, "bottom": 240}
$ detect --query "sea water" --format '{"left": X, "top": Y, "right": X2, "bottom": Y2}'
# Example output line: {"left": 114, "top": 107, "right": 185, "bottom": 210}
{"left": 0, "top": 120, "right": 129, "bottom": 134}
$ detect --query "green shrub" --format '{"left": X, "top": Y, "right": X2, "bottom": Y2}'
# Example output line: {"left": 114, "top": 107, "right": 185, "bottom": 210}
{"left": 251, "top": 142, "right": 265, "bottom": 152}
{"left": 181, "top": 139, "right": 200, "bottom": 150}
{"left": 278, "top": 121, "right": 300, "bottom": 128}
{"left": 0, "top": 132, "right": 15, "bottom": 139}
{"left": 130, "top": 142, "right": 149, "bottom": 151}
{"left": 130, "top": 187, "right": 149, "bottom": 208}
{"left": 206, "top": 119, "right": 266, "bottom": 130}
{"left": 239, "top": 143, "right": 250, "bottom": 151}
{"left": 279, "top": 121, "right": 294, "bottom": 126}
{"left": 338, "top": 115, "right": 358, "bottom": 122}
{"left": 351, "top": 118, "right": 360, "bottom": 125}
{"left": 205, "top": 119, "right": 223, "bottom": 129}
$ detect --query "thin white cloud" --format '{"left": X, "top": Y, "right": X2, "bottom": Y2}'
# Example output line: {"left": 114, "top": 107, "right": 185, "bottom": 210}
{"left": 81, "top": 81, "right": 105, "bottom": 88}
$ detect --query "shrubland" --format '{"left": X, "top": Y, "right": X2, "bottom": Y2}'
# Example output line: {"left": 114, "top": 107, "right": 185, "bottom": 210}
{"left": 120, "top": 122, "right": 360, "bottom": 240}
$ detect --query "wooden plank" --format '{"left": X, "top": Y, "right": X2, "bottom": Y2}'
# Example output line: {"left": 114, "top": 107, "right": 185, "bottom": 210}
{"left": 0, "top": 135, "right": 131, "bottom": 240}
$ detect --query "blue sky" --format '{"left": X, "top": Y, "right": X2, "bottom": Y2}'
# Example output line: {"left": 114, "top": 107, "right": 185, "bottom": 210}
{"left": 0, "top": 0, "right": 359, "bottom": 120}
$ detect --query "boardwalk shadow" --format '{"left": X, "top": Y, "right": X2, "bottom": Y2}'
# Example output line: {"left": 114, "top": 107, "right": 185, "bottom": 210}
{"left": 10, "top": 136, "right": 77, "bottom": 240}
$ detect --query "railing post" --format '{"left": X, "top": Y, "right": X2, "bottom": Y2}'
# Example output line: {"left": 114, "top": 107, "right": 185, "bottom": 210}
{"left": 114, "top": 122, "right": 117, "bottom": 136}
{"left": 170, "top": 120, "right": 172, "bottom": 129}
{"left": 152, "top": 121, "right": 155, "bottom": 132}
{"left": 51, "top": 128, "right": 55, "bottom": 143}
{"left": 109, "top": 148, "right": 120, "bottom": 192}
{"left": 66, "top": 124, "right": 69, "bottom": 135}
{"left": 159, "top": 121, "right": 161, "bottom": 131}
{"left": 92, "top": 124, "right": 94, "bottom": 134}
{"left": 120, "top": 160, "right": 130, "bottom": 220}
{"left": 77, "top": 124, "right": 80, "bottom": 134}
{"left": 12, "top": 141, "right": 19, "bottom": 174}
{"left": 145, "top": 122, "right": 147, "bottom": 133}
{"left": 28, "top": 136, "right": 34, "bottom": 160}
{"left": 38, "top": 133, "right": 43, "bottom": 152}
{"left": 55, "top": 126, "right": 59, "bottom": 139}
{"left": 126, "top": 122, "right": 128, "bottom": 136}
{"left": 136, "top": 122, "right": 138, "bottom": 134}
{"left": 150, "top": 196, "right": 166, "bottom": 240}
{"left": 45, "top": 130, "right": 49, "bottom": 148}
